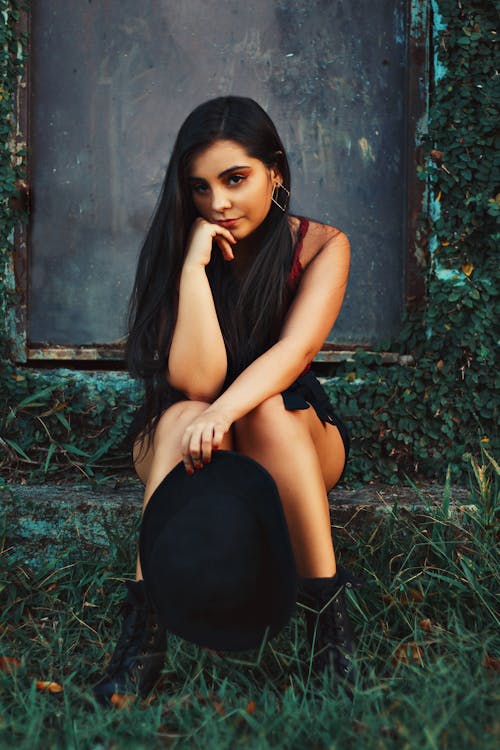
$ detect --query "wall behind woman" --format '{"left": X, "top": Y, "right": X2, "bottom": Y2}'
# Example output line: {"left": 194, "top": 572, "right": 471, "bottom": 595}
{"left": 28, "top": 0, "right": 408, "bottom": 349}
{"left": 0, "top": 0, "right": 497, "bottom": 484}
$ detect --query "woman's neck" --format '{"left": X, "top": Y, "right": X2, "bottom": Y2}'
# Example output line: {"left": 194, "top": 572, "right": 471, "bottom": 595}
{"left": 231, "top": 237, "right": 256, "bottom": 279}
{"left": 230, "top": 221, "right": 266, "bottom": 279}
{"left": 230, "top": 215, "right": 297, "bottom": 279}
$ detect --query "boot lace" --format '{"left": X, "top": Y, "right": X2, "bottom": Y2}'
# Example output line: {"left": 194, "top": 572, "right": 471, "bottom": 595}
{"left": 315, "top": 589, "right": 353, "bottom": 676}
{"left": 107, "top": 600, "right": 148, "bottom": 675}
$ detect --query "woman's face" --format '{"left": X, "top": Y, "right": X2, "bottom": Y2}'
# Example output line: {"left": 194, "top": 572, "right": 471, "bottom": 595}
{"left": 187, "top": 140, "right": 280, "bottom": 242}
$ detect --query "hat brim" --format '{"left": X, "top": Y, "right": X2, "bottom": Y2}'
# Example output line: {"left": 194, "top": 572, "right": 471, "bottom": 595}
{"left": 139, "top": 451, "right": 297, "bottom": 651}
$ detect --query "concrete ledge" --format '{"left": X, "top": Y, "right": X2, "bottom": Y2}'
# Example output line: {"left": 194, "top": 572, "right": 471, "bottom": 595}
{"left": 2, "top": 481, "right": 473, "bottom": 569}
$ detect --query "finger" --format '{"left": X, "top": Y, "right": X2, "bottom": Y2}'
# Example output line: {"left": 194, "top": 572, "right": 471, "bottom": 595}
{"left": 216, "top": 237, "right": 234, "bottom": 261}
{"left": 209, "top": 223, "right": 235, "bottom": 242}
{"left": 211, "top": 224, "right": 236, "bottom": 247}
{"left": 211, "top": 224, "right": 236, "bottom": 244}
{"left": 180, "top": 427, "right": 190, "bottom": 458}
{"left": 189, "top": 431, "right": 204, "bottom": 470}
{"left": 217, "top": 226, "right": 236, "bottom": 244}
{"left": 181, "top": 427, "right": 196, "bottom": 474}
{"left": 212, "top": 424, "right": 226, "bottom": 451}
{"left": 201, "top": 426, "right": 215, "bottom": 464}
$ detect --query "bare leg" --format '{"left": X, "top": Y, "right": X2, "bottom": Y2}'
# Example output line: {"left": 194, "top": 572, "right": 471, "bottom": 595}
{"left": 234, "top": 395, "right": 346, "bottom": 578}
{"left": 132, "top": 399, "right": 234, "bottom": 580}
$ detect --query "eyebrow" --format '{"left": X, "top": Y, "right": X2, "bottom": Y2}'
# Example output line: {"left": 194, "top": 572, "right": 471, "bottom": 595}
{"left": 188, "top": 165, "right": 251, "bottom": 182}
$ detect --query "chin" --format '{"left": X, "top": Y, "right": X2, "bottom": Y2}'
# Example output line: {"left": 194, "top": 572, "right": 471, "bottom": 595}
{"left": 232, "top": 226, "right": 251, "bottom": 242}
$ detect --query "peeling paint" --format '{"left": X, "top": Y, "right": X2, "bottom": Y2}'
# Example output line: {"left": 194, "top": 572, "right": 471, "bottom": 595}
{"left": 393, "top": 0, "right": 406, "bottom": 46}
{"left": 431, "top": 0, "right": 447, "bottom": 82}
{"left": 429, "top": 195, "right": 466, "bottom": 284}
{"left": 410, "top": 0, "right": 429, "bottom": 39}
{"left": 426, "top": 1, "right": 458, "bottom": 287}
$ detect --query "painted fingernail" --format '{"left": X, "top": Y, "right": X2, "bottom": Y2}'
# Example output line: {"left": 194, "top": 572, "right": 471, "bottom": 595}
{"left": 186, "top": 468, "right": 194, "bottom": 475}
{"left": 195, "top": 461, "right": 203, "bottom": 469}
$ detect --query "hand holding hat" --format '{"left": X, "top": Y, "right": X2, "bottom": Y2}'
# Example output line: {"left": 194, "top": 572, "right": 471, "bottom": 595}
{"left": 139, "top": 451, "right": 298, "bottom": 652}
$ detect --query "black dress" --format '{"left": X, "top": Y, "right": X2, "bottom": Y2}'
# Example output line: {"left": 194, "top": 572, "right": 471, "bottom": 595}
{"left": 124, "top": 217, "right": 350, "bottom": 479}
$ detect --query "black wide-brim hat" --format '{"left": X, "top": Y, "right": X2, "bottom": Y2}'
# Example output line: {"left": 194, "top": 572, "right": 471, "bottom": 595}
{"left": 139, "top": 451, "right": 297, "bottom": 652}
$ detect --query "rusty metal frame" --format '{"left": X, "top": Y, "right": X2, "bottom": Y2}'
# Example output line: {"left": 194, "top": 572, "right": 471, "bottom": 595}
{"left": 405, "top": 0, "right": 431, "bottom": 305}
{"left": 12, "top": 1, "right": 431, "bottom": 367}
{"left": 10, "top": 4, "right": 30, "bottom": 363}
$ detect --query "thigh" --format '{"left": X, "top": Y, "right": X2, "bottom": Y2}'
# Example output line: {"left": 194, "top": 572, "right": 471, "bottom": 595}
{"left": 305, "top": 408, "right": 346, "bottom": 491}
{"left": 235, "top": 394, "right": 346, "bottom": 491}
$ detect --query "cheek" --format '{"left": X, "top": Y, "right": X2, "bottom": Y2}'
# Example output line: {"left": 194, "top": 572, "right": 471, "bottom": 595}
{"left": 248, "top": 181, "right": 273, "bottom": 216}
{"left": 192, "top": 194, "right": 208, "bottom": 216}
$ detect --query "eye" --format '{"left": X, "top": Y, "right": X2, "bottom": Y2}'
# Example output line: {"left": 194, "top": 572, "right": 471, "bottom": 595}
{"left": 191, "top": 183, "right": 208, "bottom": 195}
{"left": 227, "top": 174, "right": 246, "bottom": 186}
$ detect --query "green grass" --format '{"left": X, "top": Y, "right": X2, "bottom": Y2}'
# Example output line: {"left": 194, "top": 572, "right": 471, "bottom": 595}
{"left": 0, "top": 456, "right": 498, "bottom": 749}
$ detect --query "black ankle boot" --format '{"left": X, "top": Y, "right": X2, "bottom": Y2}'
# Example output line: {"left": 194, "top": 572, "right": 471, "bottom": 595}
{"left": 93, "top": 580, "right": 167, "bottom": 704}
{"left": 297, "top": 565, "right": 363, "bottom": 695}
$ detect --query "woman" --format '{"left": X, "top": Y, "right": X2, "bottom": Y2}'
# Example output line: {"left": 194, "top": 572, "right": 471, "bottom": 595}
{"left": 94, "top": 96, "right": 361, "bottom": 703}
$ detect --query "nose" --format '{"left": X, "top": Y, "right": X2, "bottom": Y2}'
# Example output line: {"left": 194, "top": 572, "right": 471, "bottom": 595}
{"left": 211, "top": 187, "right": 231, "bottom": 214}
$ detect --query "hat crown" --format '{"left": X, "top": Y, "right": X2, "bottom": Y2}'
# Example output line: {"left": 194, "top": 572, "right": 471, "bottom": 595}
{"left": 139, "top": 452, "right": 297, "bottom": 651}
{"left": 150, "top": 494, "right": 263, "bottom": 618}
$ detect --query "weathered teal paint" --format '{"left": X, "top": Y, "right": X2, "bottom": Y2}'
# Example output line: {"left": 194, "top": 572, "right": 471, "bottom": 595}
{"left": 431, "top": 0, "right": 447, "bottom": 82}
{"left": 8, "top": 366, "right": 145, "bottom": 408}
{"left": 1, "top": 0, "right": 27, "bottom": 364}
{"left": 427, "top": 0, "right": 466, "bottom": 289}
{"left": 428, "top": 0, "right": 448, "bottom": 288}
{"left": 409, "top": 0, "right": 431, "bottom": 138}
{"left": 3, "top": 228, "right": 25, "bottom": 361}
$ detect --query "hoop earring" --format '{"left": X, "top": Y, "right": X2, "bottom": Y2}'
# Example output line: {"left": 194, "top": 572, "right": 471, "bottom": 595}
{"left": 271, "top": 182, "right": 290, "bottom": 212}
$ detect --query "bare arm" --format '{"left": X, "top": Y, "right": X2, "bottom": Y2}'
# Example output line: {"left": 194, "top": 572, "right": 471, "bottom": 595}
{"left": 167, "top": 218, "right": 236, "bottom": 401}
{"left": 181, "top": 230, "right": 351, "bottom": 470}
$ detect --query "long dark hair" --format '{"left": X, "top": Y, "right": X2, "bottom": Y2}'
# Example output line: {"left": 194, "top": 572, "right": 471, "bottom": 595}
{"left": 127, "top": 96, "right": 295, "bottom": 450}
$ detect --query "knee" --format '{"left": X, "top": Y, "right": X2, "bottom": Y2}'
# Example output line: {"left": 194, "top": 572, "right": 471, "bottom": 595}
{"left": 154, "top": 399, "right": 210, "bottom": 445}
{"left": 238, "top": 394, "right": 284, "bottom": 430}
{"left": 235, "top": 394, "right": 306, "bottom": 445}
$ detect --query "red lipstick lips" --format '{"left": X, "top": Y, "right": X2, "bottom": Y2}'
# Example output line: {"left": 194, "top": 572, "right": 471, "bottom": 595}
{"left": 216, "top": 219, "right": 239, "bottom": 228}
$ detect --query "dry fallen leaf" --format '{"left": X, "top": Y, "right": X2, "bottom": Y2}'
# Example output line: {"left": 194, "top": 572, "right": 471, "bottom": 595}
{"left": 385, "top": 588, "right": 423, "bottom": 606}
{"left": 110, "top": 692, "right": 136, "bottom": 709}
{"left": 246, "top": 700, "right": 256, "bottom": 715}
{"left": 213, "top": 701, "right": 225, "bottom": 716}
{"left": 407, "top": 588, "right": 424, "bottom": 603}
{"left": 35, "top": 680, "right": 64, "bottom": 694}
{"left": 0, "top": 656, "right": 21, "bottom": 673}
{"left": 461, "top": 263, "right": 474, "bottom": 277}
{"left": 391, "top": 644, "right": 424, "bottom": 668}
{"left": 483, "top": 654, "right": 500, "bottom": 672}
{"left": 420, "top": 618, "right": 433, "bottom": 632}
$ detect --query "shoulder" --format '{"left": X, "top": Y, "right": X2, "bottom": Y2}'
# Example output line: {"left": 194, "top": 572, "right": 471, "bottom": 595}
{"left": 289, "top": 215, "right": 350, "bottom": 269}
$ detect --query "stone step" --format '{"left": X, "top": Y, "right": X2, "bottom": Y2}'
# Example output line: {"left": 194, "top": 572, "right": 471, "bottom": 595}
{"left": 2, "top": 481, "right": 473, "bottom": 569}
